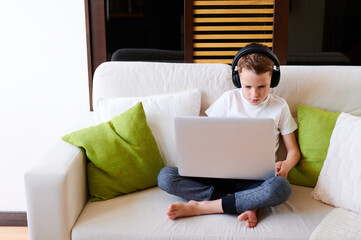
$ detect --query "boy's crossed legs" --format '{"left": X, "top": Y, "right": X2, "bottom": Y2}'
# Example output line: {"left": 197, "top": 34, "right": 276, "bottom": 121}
{"left": 158, "top": 166, "right": 291, "bottom": 228}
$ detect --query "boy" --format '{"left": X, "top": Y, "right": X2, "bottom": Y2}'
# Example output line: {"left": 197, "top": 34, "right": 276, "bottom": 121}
{"left": 157, "top": 43, "right": 300, "bottom": 228}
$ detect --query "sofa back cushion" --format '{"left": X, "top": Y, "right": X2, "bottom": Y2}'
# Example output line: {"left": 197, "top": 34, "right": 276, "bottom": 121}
{"left": 92, "top": 62, "right": 234, "bottom": 115}
{"left": 271, "top": 66, "right": 361, "bottom": 118}
{"left": 94, "top": 63, "right": 361, "bottom": 118}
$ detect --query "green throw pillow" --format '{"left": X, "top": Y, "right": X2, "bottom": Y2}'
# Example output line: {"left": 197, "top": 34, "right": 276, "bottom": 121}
{"left": 288, "top": 105, "right": 340, "bottom": 187}
{"left": 62, "top": 102, "right": 165, "bottom": 201}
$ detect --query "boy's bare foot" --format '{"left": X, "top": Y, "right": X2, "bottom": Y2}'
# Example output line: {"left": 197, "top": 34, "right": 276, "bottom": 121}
{"left": 237, "top": 209, "right": 258, "bottom": 228}
{"left": 167, "top": 199, "right": 223, "bottom": 220}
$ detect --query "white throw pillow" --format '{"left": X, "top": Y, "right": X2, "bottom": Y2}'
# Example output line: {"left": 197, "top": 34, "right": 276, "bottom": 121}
{"left": 96, "top": 89, "right": 201, "bottom": 166}
{"left": 312, "top": 112, "right": 361, "bottom": 214}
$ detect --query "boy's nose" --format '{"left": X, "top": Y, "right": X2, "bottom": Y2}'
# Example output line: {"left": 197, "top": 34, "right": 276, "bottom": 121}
{"left": 251, "top": 89, "right": 259, "bottom": 98}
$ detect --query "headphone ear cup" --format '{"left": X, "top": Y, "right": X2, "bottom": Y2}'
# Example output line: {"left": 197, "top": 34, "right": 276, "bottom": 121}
{"left": 270, "top": 70, "right": 280, "bottom": 88}
{"left": 232, "top": 71, "right": 242, "bottom": 88}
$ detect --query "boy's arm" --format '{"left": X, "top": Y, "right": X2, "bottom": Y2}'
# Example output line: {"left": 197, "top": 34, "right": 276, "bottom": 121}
{"left": 275, "top": 132, "right": 300, "bottom": 178}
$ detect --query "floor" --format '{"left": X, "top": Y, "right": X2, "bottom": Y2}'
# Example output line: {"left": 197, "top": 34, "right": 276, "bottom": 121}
{"left": 0, "top": 227, "right": 29, "bottom": 240}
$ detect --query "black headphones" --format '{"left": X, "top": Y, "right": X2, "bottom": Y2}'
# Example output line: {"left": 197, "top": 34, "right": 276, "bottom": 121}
{"left": 231, "top": 43, "right": 281, "bottom": 88}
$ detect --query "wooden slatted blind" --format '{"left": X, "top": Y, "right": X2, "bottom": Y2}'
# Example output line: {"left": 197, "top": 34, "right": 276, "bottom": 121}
{"left": 190, "top": 0, "right": 275, "bottom": 64}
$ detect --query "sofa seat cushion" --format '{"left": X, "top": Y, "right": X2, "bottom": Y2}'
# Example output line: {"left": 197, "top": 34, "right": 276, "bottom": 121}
{"left": 72, "top": 185, "right": 334, "bottom": 240}
{"left": 310, "top": 208, "right": 361, "bottom": 240}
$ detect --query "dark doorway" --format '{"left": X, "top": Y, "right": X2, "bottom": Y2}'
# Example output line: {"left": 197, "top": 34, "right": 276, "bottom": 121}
{"left": 287, "top": 0, "right": 361, "bottom": 65}
{"left": 106, "top": 0, "right": 184, "bottom": 60}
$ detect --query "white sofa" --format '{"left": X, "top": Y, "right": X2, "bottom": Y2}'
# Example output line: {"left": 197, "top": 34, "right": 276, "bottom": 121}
{"left": 25, "top": 62, "right": 361, "bottom": 240}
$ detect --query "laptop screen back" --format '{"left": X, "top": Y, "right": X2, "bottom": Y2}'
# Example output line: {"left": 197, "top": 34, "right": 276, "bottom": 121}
{"left": 175, "top": 116, "right": 275, "bottom": 180}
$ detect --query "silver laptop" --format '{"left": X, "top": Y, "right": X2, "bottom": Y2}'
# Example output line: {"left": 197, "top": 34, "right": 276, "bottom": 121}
{"left": 174, "top": 116, "right": 276, "bottom": 180}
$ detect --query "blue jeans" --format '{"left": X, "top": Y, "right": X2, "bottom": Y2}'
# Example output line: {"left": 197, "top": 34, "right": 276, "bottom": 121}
{"left": 157, "top": 166, "right": 292, "bottom": 214}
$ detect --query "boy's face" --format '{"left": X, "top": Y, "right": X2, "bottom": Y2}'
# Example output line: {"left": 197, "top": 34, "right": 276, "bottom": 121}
{"left": 239, "top": 68, "right": 272, "bottom": 106}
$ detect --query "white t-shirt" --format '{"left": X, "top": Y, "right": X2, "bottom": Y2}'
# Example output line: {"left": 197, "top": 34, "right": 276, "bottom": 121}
{"left": 205, "top": 89, "right": 297, "bottom": 153}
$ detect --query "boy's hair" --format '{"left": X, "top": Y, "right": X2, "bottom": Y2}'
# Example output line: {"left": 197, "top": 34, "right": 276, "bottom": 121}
{"left": 237, "top": 46, "right": 274, "bottom": 75}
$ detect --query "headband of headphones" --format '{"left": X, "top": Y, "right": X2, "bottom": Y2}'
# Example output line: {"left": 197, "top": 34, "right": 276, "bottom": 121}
{"left": 231, "top": 43, "right": 281, "bottom": 88}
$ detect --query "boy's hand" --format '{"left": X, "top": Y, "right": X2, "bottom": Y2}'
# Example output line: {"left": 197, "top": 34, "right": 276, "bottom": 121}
{"left": 275, "top": 161, "right": 290, "bottom": 178}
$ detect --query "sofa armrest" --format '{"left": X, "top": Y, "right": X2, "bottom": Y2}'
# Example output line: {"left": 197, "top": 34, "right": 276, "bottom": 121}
{"left": 25, "top": 139, "right": 88, "bottom": 240}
